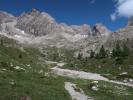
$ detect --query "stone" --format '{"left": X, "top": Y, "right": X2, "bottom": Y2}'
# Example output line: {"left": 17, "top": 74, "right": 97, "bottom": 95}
{"left": 91, "top": 86, "right": 99, "bottom": 91}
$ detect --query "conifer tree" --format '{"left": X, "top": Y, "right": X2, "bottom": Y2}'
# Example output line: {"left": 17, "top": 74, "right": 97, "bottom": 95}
{"left": 122, "top": 44, "right": 129, "bottom": 56}
{"left": 77, "top": 53, "right": 82, "bottom": 60}
{"left": 115, "top": 42, "right": 122, "bottom": 57}
{"left": 99, "top": 45, "right": 106, "bottom": 58}
{"left": 90, "top": 50, "right": 95, "bottom": 58}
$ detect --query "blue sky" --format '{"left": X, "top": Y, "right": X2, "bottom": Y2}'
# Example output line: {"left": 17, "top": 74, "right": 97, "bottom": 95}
{"left": 0, "top": 0, "right": 129, "bottom": 31}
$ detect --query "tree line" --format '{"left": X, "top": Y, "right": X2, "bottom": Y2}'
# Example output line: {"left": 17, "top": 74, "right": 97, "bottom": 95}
{"left": 78, "top": 41, "right": 130, "bottom": 60}
{"left": 91, "top": 42, "right": 129, "bottom": 59}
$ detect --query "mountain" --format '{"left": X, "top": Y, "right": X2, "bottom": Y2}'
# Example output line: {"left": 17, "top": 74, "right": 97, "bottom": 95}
{"left": 1, "top": 9, "right": 133, "bottom": 55}
{"left": 16, "top": 9, "right": 59, "bottom": 36}
{"left": 15, "top": 9, "right": 111, "bottom": 51}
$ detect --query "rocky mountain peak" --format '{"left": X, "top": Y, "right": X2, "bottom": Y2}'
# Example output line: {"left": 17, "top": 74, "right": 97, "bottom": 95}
{"left": 0, "top": 11, "right": 15, "bottom": 23}
{"left": 32, "top": 8, "right": 39, "bottom": 13}
{"left": 30, "top": 8, "right": 41, "bottom": 16}
{"left": 92, "top": 23, "right": 111, "bottom": 36}
{"left": 16, "top": 9, "right": 58, "bottom": 36}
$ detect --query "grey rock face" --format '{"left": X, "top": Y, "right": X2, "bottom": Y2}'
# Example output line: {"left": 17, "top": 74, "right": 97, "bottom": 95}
{"left": 110, "top": 26, "right": 133, "bottom": 41}
{"left": 15, "top": 9, "right": 111, "bottom": 41}
{"left": 71, "top": 24, "right": 92, "bottom": 35}
{"left": 105, "top": 22, "right": 133, "bottom": 50}
{"left": 16, "top": 9, "right": 59, "bottom": 36}
{"left": 128, "top": 16, "right": 133, "bottom": 26}
{"left": 0, "top": 9, "right": 113, "bottom": 53}
{"left": 92, "top": 23, "right": 111, "bottom": 37}
{"left": 0, "top": 11, "right": 15, "bottom": 24}
{"left": 0, "top": 11, "right": 16, "bottom": 32}
{"left": 2, "top": 9, "right": 133, "bottom": 57}
{"left": 16, "top": 9, "right": 91, "bottom": 37}
{"left": 15, "top": 9, "right": 96, "bottom": 37}
{"left": 109, "top": 16, "right": 133, "bottom": 41}
{"left": 4, "top": 9, "right": 132, "bottom": 54}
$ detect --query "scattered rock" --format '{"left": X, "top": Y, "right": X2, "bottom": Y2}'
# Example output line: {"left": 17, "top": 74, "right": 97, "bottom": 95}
{"left": 98, "top": 65, "right": 101, "bottom": 68}
{"left": 9, "top": 80, "right": 15, "bottom": 86}
{"left": 20, "top": 96, "right": 31, "bottom": 100}
{"left": 14, "top": 66, "right": 25, "bottom": 71}
{"left": 90, "top": 81, "right": 99, "bottom": 91}
{"left": 123, "top": 79, "right": 128, "bottom": 83}
{"left": 44, "top": 72, "right": 50, "bottom": 77}
{"left": 10, "top": 63, "right": 13, "bottom": 67}
{"left": 1, "top": 69, "right": 6, "bottom": 71}
{"left": 91, "top": 86, "right": 99, "bottom": 91}
{"left": 39, "top": 70, "right": 43, "bottom": 74}
{"left": 129, "top": 79, "right": 133, "bottom": 83}
{"left": 26, "top": 64, "right": 31, "bottom": 67}
{"left": 120, "top": 72, "right": 128, "bottom": 76}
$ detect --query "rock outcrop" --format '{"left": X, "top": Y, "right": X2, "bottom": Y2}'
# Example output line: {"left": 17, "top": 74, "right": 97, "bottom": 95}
{"left": 128, "top": 16, "right": 133, "bottom": 26}
{"left": 92, "top": 23, "right": 111, "bottom": 37}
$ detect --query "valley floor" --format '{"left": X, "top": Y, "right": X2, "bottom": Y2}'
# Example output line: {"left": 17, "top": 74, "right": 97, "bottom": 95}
{"left": 48, "top": 61, "right": 133, "bottom": 100}
{"left": 0, "top": 36, "right": 133, "bottom": 100}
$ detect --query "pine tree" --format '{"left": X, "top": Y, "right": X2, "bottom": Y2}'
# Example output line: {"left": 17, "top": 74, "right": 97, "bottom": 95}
{"left": 122, "top": 44, "right": 129, "bottom": 56}
{"left": 77, "top": 53, "right": 82, "bottom": 60}
{"left": 0, "top": 39, "right": 4, "bottom": 46}
{"left": 115, "top": 42, "right": 122, "bottom": 57}
{"left": 99, "top": 45, "right": 106, "bottom": 58}
{"left": 18, "top": 54, "right": 23, "bottom": 59}
{"left": 90, "top": 50, "right": 95, "bottom": 58}
{"left": 112, "top": 42, "right": 127, "bottom": 57}
{"left": 95, "top": 53, "right": 100, "bottom": 59}
{"left": 112, "top": 48, "right": 116, "bottom": 57}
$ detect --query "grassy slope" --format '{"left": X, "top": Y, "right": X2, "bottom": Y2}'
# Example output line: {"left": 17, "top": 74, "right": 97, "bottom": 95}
{"left": 75, "top": 79, "right": 133, "bottom": 100}
{"left": 0, "top": 35, "right": 133, "bottom": 100}
{"left": 42, "top": 46, "right": 133, "bottom": 80}
{"left": 39, "top": 47, "right": 133, "bottom": 100}
{"left": 0, "top": 36, "right": 71, "bottom": 100}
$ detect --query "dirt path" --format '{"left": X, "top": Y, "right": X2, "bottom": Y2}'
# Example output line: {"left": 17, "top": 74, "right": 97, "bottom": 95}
{"left": 51, "top": 67, "right": 133, "bottom": 87}
{"left": 65, "top": 82, "right": 93, "bottom": 100}
{"left": 51, "top": 67, "right": 109, "bottom": 81}
{"left": 109, "top": 80, "right": 133, "bottom": 87}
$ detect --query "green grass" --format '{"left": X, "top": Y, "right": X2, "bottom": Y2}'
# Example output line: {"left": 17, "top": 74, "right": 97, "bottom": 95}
{"left": 74, "top": 79, "right": 133, "bottom": 100}
{"left": 0, "top": 36, "right": 71, "bottom": 100}
{"left": 0, "top": 71, "right": 71, "bottom": 100}
{"left": 38, "top": 45, "right": 133, "bottom": 81}
{"left": 63, "top": 56, "right": 133, "bottom": 80}
{"left": 0, "top": 35, "right": 133, "bottom": 100}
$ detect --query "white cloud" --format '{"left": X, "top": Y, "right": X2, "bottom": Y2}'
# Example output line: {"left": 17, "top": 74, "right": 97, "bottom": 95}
{"left": 111, "top": 0, "right": 133, "bottom": 21}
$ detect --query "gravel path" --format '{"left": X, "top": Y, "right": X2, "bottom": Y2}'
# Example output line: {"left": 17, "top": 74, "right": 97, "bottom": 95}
{"left": 65, "top": 82, "right": 93, "bottom": 100}
{"left": 51, "top": 67, "right": 108, "bottom": 81}
{"left": 51, "top": 67, "right": 133, "bottom": 87}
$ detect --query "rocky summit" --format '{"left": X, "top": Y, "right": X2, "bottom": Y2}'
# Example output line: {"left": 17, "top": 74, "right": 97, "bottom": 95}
{"left": 0, "top": 9, "right": 133, "bottom": 55}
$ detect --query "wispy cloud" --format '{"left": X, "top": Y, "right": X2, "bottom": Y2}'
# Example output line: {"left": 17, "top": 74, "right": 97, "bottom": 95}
{"left": 111, "top": 0, "right": 133, "bottom": 21}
